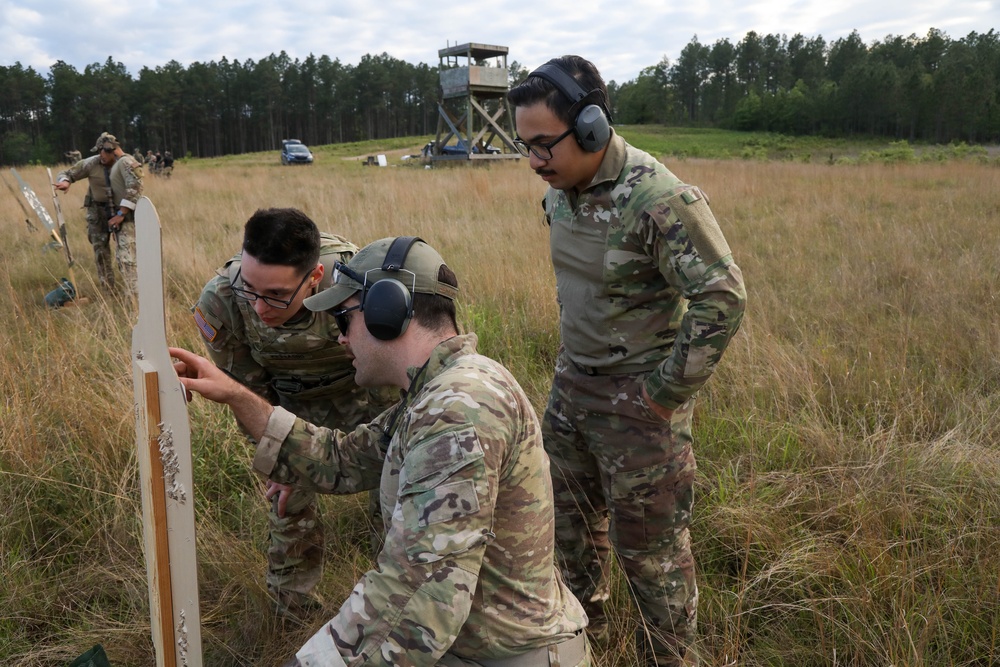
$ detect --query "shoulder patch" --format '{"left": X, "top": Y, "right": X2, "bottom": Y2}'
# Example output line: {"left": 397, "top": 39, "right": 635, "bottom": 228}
{"left": 667, "top": 187, "right": 731, "bottom": 264}
{"left": 194, "top": 306, "right": 218, "bottom": 342}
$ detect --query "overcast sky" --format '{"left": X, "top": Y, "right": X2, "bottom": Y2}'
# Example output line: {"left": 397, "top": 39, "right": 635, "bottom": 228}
{"left": 2, "top": 0, "right": 996, "bottom": 84}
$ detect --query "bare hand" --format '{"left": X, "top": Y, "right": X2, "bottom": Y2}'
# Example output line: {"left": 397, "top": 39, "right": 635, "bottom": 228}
{"left": 108, "top": 215, "right": 123, "bottom": 232}
{"left": 169, "top": 346, "right": 274, "bottom": 440}
{"left": 641, "top": 385, "right": 674, "bottom": 421}
{"left": 266, "top": 481, "right": 295, "bottom": 518}
{"left": 54, "top": 181, "right": 70, "bottom": 192}
{"left": 169, "top": 346, "right": 241, "bottom": 404}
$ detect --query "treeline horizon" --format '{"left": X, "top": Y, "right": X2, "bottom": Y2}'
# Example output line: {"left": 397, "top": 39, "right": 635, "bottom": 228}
{"left": 612, "top": 28, "right": 1000, "bottom": 143}
{"left": 0, "top": 27, "right": 997, "bottom": 165}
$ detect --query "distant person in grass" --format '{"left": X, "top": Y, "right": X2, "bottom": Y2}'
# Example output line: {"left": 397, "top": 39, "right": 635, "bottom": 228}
{"left": 55, "top": 132, "right": 143, "bottom": 295}
{"left": 172, "top": 236, "right": 591, "bottom": 666}
{"left": 191, "top": 208, "right": 389, "bottom": 619}
{"left": 508, "top": 55, "right": 747, "bottom": 666}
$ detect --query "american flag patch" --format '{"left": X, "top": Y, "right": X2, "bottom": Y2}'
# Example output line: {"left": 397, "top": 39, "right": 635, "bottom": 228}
{"left": 194, "top": 307, "right": 217, "bottom": 342}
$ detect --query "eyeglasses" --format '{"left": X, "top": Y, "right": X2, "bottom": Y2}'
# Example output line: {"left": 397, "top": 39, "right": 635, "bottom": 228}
{"left": 513, "top": 126, "right": 575, "bottom": 160}
{"left": 100, "top": 146, "right": 116, "bottom": 154}
{"left": 231, "top": 268, "right": 311, "bottom": 309}
{"left": 333, "top": 260, "right": 365, "bottom": 285}
{"left": 330, "top": 304, "right": 361, "bottom": 335}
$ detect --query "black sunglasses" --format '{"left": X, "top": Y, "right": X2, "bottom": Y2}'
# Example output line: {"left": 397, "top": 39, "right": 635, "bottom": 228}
{"left": 100, "top": 146, "right": 116, "bottom": 153}
{"left": 333, "top": 260, "right": 366, "bottom": 285}
{"left": 330, "top": 304, "right": 361, "bottom": 335}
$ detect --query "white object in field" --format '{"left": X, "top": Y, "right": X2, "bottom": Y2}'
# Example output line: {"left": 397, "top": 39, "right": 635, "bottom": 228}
{"left": 132, "top": 196, "right": 203, "bottom": 667}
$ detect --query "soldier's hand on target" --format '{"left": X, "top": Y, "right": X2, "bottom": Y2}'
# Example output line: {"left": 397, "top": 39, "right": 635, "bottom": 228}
{"left": 169, "top": 346, "right": 241, "bottom": 404}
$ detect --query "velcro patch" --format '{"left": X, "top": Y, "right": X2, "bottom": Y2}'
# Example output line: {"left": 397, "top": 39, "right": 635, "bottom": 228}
{"left": 668, "top": 187, "right": 731, "bottom": 264}
{"left": 194, "top": 307, "right": 218, "bottom": 342}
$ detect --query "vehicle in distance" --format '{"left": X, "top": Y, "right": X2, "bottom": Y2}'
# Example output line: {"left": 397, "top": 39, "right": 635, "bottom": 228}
{"left": 281, "top": 141, "right": 313, "bottom": 165}
{"left": 422, "top": 141, "right": 501, "bottom": 157}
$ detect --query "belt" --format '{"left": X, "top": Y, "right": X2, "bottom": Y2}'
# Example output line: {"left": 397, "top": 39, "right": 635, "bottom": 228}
{"left": 568, "top": 357, "right": 657, "bottom": 377}
{"left": 473, "top": 631, "right": 587, "bottom": 667}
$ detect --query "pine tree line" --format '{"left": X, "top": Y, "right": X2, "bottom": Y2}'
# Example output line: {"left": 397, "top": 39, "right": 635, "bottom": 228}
{"left": 613, "top": 28, "right": 1000, "bottom": 142}
{"left": 1, "top": 28, "right": 997, "bottom": 165}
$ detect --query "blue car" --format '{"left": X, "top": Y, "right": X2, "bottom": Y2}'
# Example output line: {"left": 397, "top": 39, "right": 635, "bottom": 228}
{"left": 281, "top": 141, "right": 314, "bottom": 165}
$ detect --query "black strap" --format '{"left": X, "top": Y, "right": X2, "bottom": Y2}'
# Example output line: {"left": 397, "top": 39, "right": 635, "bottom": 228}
{"left": 529, "top": 62, "right": 588, "bottom": 104}
{"left": 529, "top": 62, "right": 613, "bottom": 123}
{"left": 382, "top": 236, "right": 422, "bottom": 272}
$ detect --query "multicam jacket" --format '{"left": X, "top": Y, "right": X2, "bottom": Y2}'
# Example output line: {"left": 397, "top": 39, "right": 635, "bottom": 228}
{"left": 193, "top": 233, "right": 375, "bottom": 428}
{"left": 543, "top": 129, "right": 746, "bottom": 411}
{"left": 253, "top": 334, "right": 588, "bottom": 666}
{"left": 56, "top": 154, "right": 115, "bottom": 209}
{"left": 109, "top": 154, "right": 143, "bottom": 215}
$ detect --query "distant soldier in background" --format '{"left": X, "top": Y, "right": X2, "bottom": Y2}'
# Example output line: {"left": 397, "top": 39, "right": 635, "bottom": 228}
{"left": 161, "top": 150, "right": 175, "bottom": 177}
{"left": 55, "top": 132, "right": 144, "bottom": 295}
{"left": 63, "top": 149, "right": 82, "bottom": 165}
{"left": 133, "top": 147, "right": 144, "bottom": 164}
{"left": 192, "top": 208, "right": 390, "bottom": 618}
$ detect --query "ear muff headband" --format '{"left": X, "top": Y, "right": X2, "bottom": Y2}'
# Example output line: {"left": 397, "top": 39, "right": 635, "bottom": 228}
{"left": 528, "top": 62, "right": 611, "bottom": 153}
{"left": 361, "top": 236, "right": 423, "bottom": 340}
{"left": 381, "top": 236, "right": 420, "bottom": 271}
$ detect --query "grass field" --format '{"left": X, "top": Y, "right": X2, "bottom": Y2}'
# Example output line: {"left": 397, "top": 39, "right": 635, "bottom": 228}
{"left": 1, "top": 129, "right": 998, "bottom": 666}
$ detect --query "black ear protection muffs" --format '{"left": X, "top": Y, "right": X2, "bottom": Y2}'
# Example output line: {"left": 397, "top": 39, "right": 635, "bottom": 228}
{"left": 361, "top": 236, "right": 422, "bottom": 341}
{"left": 528, "top": 61, "right": 612, "bottom": 153}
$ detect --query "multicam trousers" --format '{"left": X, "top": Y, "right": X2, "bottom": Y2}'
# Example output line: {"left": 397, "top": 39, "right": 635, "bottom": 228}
{"left": 268, "top": 488, "right": 324, "bottom": 612}
{"left": 268, "top": 388, "right": 390, "bottom": 611}
{"left": 542, "top": 352, "right": 699, "bottom": 667}
{"left": 267, "top": 488, "right": 383, "bottom": 613}
{"left": 85, "top": 205, "right": 137, "bottom": 294}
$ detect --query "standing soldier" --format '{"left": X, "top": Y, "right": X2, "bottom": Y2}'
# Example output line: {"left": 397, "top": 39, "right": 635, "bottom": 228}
{"left": 55, "top": 132, "right": 143, "bottom": 295}
{"left": 192, "top": 208, "right": 388, "bottom": 618}
{"left": 509, "top": 55, "right": 746, "bottom": 666}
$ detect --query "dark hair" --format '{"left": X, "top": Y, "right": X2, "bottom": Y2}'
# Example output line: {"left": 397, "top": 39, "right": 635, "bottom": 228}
{"left": 411, "top": 265, "right": 459, "bottom": 333}
{"left": 507, "top": 55, "right": 610, "bottom": 127}
{"left": 242, "top": 208, "right": 321, "bottom": 275}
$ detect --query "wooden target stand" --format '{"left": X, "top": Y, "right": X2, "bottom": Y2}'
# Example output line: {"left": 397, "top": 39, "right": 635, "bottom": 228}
{"left": 8, "top": 167, "right": 85, "bottom": 304}
{"left": 132, "top": 197, "right": 203, "bottom": 666}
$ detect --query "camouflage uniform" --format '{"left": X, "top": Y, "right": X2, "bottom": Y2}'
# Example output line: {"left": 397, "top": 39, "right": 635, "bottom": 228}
{"left": 55, "top": 138, "right": 143, "bottom": 294}
{"left": 108, "top": 153, "right": 143, "bottom": 293}
{"left": 193, "top": 234, "right": 387, "bottom": 611}
{"left": 255, "top": 334, "right": 591, "bottom": 667}
{"left": 539, "top": 130, "right": 746, "bottom": 666}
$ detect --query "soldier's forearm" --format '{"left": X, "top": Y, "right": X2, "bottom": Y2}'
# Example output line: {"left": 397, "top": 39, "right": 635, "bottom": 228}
{"left": 229, "top": 387, "right": 274, "bottom": 441}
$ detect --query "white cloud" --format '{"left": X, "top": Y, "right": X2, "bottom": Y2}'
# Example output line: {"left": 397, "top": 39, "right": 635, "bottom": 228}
{"left": 0, "top": 0, "right": 995, "bottom": 83}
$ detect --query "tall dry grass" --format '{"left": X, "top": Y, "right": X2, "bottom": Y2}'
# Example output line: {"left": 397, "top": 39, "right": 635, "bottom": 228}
{"left": 1, "top": 151, "right": 998, "bottom": 666}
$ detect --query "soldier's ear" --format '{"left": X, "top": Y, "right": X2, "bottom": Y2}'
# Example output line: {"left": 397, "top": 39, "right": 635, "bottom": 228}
{"left": 310, "top": 262, "right": 324, "bottom": 287}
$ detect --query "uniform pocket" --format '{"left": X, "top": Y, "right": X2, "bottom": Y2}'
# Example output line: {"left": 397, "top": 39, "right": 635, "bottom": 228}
{"left": 397, "top": 426, "right": 490, "bottom": 564}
